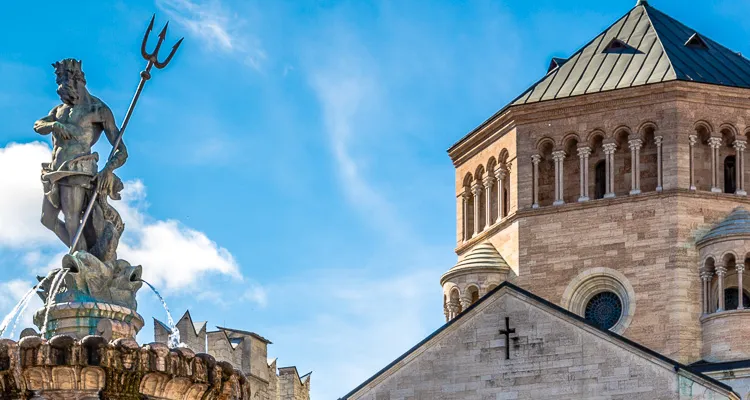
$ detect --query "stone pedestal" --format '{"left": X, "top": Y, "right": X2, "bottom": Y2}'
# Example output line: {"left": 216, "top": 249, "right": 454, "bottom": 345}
{"left": 34, "top": 302, "right": 144, "bottom": 341}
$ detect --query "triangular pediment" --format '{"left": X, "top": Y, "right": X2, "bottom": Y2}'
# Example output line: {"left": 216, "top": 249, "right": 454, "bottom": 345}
{"left": 342, "top": 283, "right": 736, "bottom": 399}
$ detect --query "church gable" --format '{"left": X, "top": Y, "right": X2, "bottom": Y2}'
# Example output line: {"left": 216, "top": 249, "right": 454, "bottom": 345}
{"left": 343, "top": 284, "right": 736, "bottom": 399}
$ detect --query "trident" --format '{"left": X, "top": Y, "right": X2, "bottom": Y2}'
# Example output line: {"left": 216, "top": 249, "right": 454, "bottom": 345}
{"left": 69, "top": 15, "right": 184, "bottom": 253}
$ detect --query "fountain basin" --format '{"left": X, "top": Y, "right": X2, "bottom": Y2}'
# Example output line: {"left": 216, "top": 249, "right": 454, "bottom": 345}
{"left": 0, "top": 336, "right": 248, "bottom": 400}
{"left": 34, "top": 302, "right": 144, "bottom": 340}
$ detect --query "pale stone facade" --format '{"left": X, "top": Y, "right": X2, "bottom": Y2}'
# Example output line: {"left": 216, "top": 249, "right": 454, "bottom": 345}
{"left": 155, "top": 311, "right": 311, "bottom": 400}
{"left": 342, "top": 1, "right": 750, "bottom": 399}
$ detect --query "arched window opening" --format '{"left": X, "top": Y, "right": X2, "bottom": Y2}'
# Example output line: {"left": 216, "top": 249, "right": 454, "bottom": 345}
{"left": 724, "top": 288, "right": 750, "bottom": 310}
{"left": 450, "top": 289, "right": 462, "bottom": 315}
{"left": 594, "top": 161, "right": 606, "bottom": 199}
{"left": 469, "top": 287, "right": 479, "bottom": 304}
{"left": 725, "top": 155, "right": 737, "bottom": 194}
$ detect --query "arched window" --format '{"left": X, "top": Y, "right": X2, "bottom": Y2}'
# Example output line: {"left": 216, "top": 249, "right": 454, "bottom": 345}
{"left": 468, "top": 286, "right": 479, "bottom": 304}
{"left": 594, "top": 161, "right": 606, "bottom": 199}
{"left": 725, "top": 155, "right": 737, "bottom": 194}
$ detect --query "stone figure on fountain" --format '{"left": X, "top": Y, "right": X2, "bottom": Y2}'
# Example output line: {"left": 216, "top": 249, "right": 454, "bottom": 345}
{"left": 31, "top": 59, "right": 144, "bottom": 340}
{"left": 34, "top": 58, "right": 127, "bottom": 261}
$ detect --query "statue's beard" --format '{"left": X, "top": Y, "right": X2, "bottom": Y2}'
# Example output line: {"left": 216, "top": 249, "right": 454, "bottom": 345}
{"left": 57, "top": 83, "right": 80, "bottom": 105}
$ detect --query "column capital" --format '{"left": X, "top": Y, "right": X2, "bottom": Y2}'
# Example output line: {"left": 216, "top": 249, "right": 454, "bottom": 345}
{"left": 494, "top": 165, "right": 508, "bottom": 179}
{"left": 577, "top": 146, "right": 592, "bottom": 157}
{"left": 628, "top": 138, "right": 643, "bottom": 149}
{"left": 482, "top": 175, "right": 494, "bottom": 189}
{"left": 700, "top": 270, "right": 714, "bottom": 281}
{"left": 708, "top": 136, "right": 723, "bottom": 149}
{"left": 654, "top": 135, "right": 664, "bottom": 145}
{"left": 689, "top": 135, "right": 698, "bottom": 146}
{"left": 551, "top": 150, "right": 566, "bottom": 161}
{"left": 471, "top": 182, "right": 482, "bottom": 196}
{"left": 738, "top": 263, "right": 746, "bottom": 273}
{"left": 603, "top": 142, "right": 617, "bottom": 154}
{"left": 716, "top": 265, "right": 728, "bottom": 276}
{"left": 734, "top": 140, "right": 748, "bottom": 151}
{"left": 531, "top": 154, "right": 542, "bottom": 164}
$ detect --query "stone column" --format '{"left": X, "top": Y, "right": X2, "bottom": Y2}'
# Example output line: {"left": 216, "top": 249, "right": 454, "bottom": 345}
{"left": 495, "top": 165, "right": 507, "bottom": 221}
{"left": 739, "top": 263, "right": 745, "bottom": 310}
{"left": 447, "top": 301, "right": 459, "bottom": 320}
{"left": 629, "top": 139, "right": 643, "bottom": 195}
{"left": 552, "top": 151, "right": 566, "bottom": 206}
{"left": 701, "top": 269, "right": 712, "bottom": 314}
{"left": 655, "top": 136, "right": 664, "bottom": 192}
{"left": 708, "top": 137, "right": 723, "bottom": 193}
{"left": 577, "top": 146, "right": 591, "bottom": 202}
{"left": 483, "top": 175, "right": 494, "bottom": 228}
{"left": 531, "top": 155, "right": 541, "bottom": 209}
{"left": 689, "top": 135, "right": 697, "bottom": 190}
{"left": 717, "top": 264, "right": 727, "bottom": 312}
{"left": 462, "top": 190, "right": 470, "bottom": 242}
{"left": 735, "top": 140, "right": 747, "bottom": 195}
{"left": 459, "top": 296, "right": 472, "bottom": 312}
{"left": 603, "top": 143, "right": 617, "bottom": 198}
{"left": 472, "top": 182, "right": 482, "bottom": 236}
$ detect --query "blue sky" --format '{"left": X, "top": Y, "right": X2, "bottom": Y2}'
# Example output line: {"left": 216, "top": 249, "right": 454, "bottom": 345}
{"left": 1, "top": 0, "right": 749, "bottom": 398}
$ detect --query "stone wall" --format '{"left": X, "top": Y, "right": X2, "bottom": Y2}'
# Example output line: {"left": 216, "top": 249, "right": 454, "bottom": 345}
{"left": 346, "top": 287, "right": 735, "bottom": 399}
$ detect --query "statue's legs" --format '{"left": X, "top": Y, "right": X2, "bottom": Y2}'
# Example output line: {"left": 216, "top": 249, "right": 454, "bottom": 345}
{"left": 41, "top": 195, "right": 70, "bottom": 247}
{"left": 59, "top": 184, "right": 88, "bottom": 252}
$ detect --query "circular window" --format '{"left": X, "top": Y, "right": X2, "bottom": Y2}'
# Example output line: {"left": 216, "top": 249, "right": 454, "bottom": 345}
{"left": 561, "top": 268, "right": 635, "bottom": 334}
{"left": 584, "top": 292, "right": 623, "bottom": 330}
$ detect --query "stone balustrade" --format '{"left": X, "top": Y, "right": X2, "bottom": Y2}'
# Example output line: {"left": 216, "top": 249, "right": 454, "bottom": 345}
{"left": 701, "top": 310, "right": 750, "bottom": 362}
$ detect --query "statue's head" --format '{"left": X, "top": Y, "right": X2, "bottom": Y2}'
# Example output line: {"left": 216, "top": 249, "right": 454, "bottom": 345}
{"left": 52, "top": 58, "right": 86, "bottom": 106}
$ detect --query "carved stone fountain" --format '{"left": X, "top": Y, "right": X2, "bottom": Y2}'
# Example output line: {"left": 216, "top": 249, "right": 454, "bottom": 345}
{"left": 0, "top": 16, "right": 250, "bottom": 400}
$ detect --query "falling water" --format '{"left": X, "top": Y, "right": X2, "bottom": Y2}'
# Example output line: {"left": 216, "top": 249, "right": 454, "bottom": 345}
{"left": 0, "top": 286, "right": 37, "bottom": 337}
{"left": 140, "top": 280, "right": 181, "bottom": 348}
{"left": 0, "top": 273, "right": 54, "bottom": 338}
{"left": 41, "top": 268, "right": 70, "bottom": 337}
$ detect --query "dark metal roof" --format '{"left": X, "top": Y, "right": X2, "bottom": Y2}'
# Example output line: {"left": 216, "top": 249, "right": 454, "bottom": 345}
{"left": 512, "top": 2, "right": 750, "bottom": 106}
{"left": 697, "top": 207, "right": 750, "bottom": 246}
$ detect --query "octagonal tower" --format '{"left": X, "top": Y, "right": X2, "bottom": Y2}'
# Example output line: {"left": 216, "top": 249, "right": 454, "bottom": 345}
{"left": 444, "top": 0, "right": 750, "bottom": 365}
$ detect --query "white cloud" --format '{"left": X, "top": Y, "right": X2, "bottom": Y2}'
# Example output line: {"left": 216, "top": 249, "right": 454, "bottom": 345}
{"left": 0, "top": 142, "right": 241, "bottom": 292}
{"left": 310, "top": 62, "right": 412, "bottom": 241}
{"left": 116, "top": 180, "right": 241, "bottom": 291}
{"left": 242, "top": 283, "right": 268, "bottom": 308}
{"left": 156, "top": 0, "right": 267, "bottom": 70}
{"left": 0, "top": 142, "right": 56, "bottom": 247}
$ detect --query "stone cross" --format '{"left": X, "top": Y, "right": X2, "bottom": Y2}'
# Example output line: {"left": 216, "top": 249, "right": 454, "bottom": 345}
{"left": 498, "top": 317, "right": 516, "bottom": 360}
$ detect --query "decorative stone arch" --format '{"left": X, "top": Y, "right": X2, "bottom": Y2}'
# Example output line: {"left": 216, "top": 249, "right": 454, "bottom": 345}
{"left": 499, "top": 148, "right": 510, "bottom": 164}
{"left": 561, "top": 267, "right": 636, "bottom": 335}
{"left": 612, "top": 126, "right": 634, "bottom": 196}
{"left": 694, "top": 120, "right": 715, "bottom": 136}
{"left": 719, "top": 123, "right": 739, "bottom": 141}
{"left": 561, "top": 132, "right": 581, "bottom": 149}
{"left": 560, "top": 133, "right": 581, "bottom": 203}
{"left": 586, "top": 129, "right": 606, "bottom": 146}
{"left": 535, "top": 137, "right": 555, "bottom": 153}
{"left": 637, "top": 121, "right": 658, "bottom": 140}
{"left": 464, "top": 285, "right": 480, "bottom": 306}
{"left": 702, "top": 255, "right": 717, "bottom": 271}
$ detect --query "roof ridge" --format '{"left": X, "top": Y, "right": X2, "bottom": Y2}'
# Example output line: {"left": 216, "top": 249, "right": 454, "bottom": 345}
{"left": 639, "top": 5, "right": 676, "bottom": 82}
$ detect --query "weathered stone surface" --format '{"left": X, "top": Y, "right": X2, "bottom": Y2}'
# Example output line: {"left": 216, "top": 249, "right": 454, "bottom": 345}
{"left": 0, "top": 335, "right": 251, "bottom": 400}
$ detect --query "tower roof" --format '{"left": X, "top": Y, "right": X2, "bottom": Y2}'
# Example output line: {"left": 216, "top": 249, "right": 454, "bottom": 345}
{"left": 697, "top": 208, "right": 750, "bottom": 246}
{"left": 513, "top": 2, "right": 750, "bottom": 106}
{"left": 446, "top": 242, "right": 510, "bottom": 275}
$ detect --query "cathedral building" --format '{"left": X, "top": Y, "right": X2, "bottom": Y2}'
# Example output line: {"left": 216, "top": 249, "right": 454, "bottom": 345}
{"left": 342, "top": 1, "right": 750, "bottom": 399}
